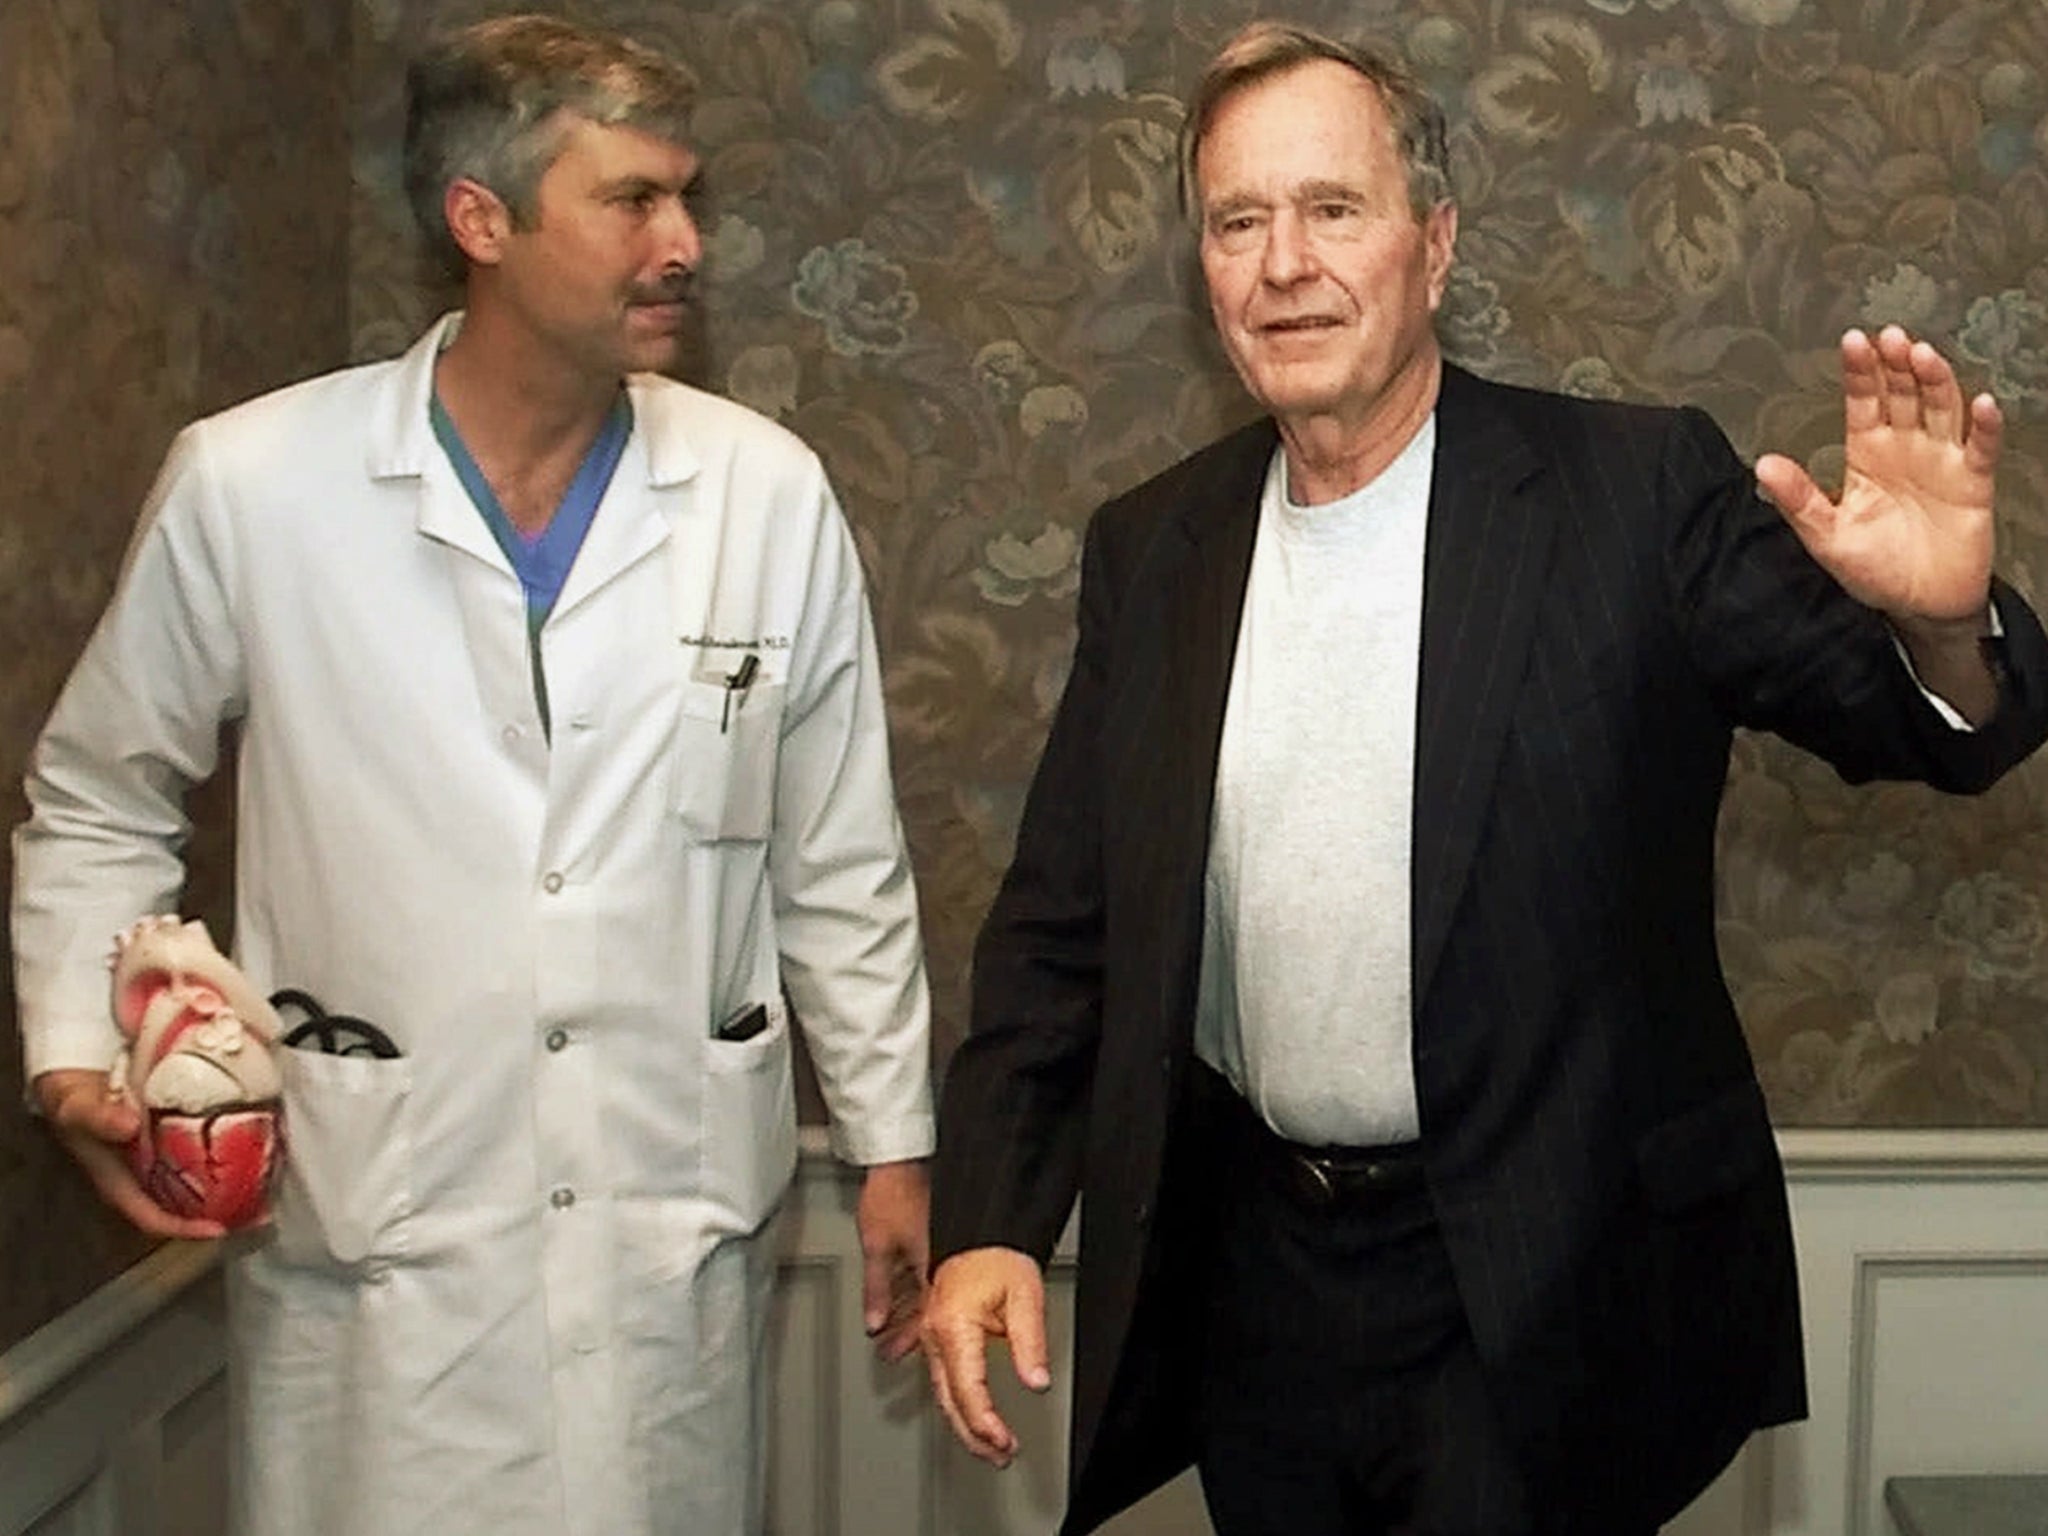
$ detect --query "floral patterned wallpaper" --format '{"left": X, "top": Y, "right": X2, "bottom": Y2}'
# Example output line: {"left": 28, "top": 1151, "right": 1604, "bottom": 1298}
{"left": 356, "top": 0, "right": 2048, "bottom": 1129}
{"left": 0, "top": 0, "right": 350, "bottom": 1352}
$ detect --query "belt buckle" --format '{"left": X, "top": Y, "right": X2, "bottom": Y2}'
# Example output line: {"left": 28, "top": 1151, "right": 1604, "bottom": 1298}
{"left": 1291, "top": 1152, "right": 1339, "bottom": 1207}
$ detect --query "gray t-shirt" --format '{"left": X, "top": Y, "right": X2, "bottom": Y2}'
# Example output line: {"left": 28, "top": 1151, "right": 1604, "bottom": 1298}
{"left": 1194, "top": 417, "right": 1435, "bottom": 1147}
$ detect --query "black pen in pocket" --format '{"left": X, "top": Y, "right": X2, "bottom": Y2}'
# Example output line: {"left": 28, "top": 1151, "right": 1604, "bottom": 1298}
{"left": 715, "top": 1001, "right": 769, "bottom": 1042}
{"left": 720, "top": 653, "right": 760, "bottom": 733}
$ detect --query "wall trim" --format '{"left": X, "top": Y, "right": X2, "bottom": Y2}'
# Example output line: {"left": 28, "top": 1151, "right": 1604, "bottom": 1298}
{"left": 12, "top": 1126, "right": 2046, "bottom": 1432}
{"left": 812, "top": 1125, "right": 2048, "bottom": 1178}
{"left": 1777, "top": 1128, "right": 2048, "bottom": 1180}
{"left": 1843, "top": 1250, "right": 2048, "bottom": 1536}
{"left": 0, "top": 1240, "right": 217, "bottom": 1429}
{"left": 788, "top": 1254, "right": 846, "bottom": 1536}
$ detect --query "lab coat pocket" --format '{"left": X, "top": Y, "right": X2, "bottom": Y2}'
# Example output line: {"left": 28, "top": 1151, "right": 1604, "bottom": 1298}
{"left": 699, "top": 997, "right": 798, "bottom": 1231}
{"left": 674, "top": 679, "right": 786, "bottom": 842}
{"left": 270, "top": 1047, "right": 416, "bottom": 1269}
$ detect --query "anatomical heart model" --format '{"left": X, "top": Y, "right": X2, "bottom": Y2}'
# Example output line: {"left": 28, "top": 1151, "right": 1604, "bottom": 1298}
{"left": 108, "top": 916, "right": 283, "bottom": 1228}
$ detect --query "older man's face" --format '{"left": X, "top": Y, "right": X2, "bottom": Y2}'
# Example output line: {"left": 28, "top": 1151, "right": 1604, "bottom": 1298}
{"left": 1196, "top": 60, "right": 1455, "bottom": 439}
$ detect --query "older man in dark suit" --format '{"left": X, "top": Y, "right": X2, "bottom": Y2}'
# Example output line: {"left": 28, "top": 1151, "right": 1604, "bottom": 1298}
{"left": 921, "top": 19, "right": 2048, "bottom": 1536}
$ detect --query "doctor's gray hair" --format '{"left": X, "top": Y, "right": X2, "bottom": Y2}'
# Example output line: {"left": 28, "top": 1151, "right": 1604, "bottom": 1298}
{"left": 1178, "top": 21, "right": 1451, "bottom": 225}
{"left": 404, "top": 13, "right": 697, "bottom": 282}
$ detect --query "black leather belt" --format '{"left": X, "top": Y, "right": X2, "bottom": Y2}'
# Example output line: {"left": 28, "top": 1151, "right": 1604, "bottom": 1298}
{"left": 1272, "top": 1138, "right": 1427, "bottom": 1209}
{"left": 1207, "top": 1067, "right": 1427, "bottom": 1210}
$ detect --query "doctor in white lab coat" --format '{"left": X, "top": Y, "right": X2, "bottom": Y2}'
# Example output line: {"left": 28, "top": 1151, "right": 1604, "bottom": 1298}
{"left": 13, "top": 17, "right": 931, "bottom": 1536}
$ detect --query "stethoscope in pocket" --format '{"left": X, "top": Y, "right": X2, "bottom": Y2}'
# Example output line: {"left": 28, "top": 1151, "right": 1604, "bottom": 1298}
{"left": 270, "top": 988, "right": 403, "bottom": 1059}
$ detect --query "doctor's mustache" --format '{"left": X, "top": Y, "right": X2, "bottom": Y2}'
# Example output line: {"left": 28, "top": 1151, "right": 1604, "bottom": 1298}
{"left": 631, "top": 269, "right": 695, "bottom": 306}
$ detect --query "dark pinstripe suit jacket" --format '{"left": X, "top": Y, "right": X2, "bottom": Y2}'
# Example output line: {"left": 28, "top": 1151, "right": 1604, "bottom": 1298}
{"left": 932, "top": 364, "right": 2048, "bottom": 1534}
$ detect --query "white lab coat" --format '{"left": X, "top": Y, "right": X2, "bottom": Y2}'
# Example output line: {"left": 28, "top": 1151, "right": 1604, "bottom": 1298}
{"left": 13, "top": 316, "right": 933, "bottom": 1536}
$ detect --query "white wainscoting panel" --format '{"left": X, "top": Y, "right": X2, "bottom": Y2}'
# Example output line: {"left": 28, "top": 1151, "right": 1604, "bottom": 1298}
{"left": 1847, "top": 1254, "right": 2048, "bottom": 1535}
{"left": 6, "top": 1131, "right": 2048, "bottom": 1536}
{"left": 1762, "top": 1131, "right": 2048, "bottom": 1536}
{"left": 0, "top": 1242, "right": 228, "bottom": 1536}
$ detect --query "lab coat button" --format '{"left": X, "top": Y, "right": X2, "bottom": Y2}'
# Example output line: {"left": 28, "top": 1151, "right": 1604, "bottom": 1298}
{"left": 542, "top": 872, "right": 565, "bottom": 894}
{"left": 545, "top": 1027, "right": 569, "bottom": 1052}
{"left": 550, "top": 1186, "right": 576, "bottom": 1210}
{"left": 501, "top": 724, "right": 521, "bottom": 745}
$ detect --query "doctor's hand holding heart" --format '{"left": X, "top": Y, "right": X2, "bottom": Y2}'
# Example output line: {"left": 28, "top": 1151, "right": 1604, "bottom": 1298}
{"left": 37, "top": 917, "right": 282, "bottom": 1239}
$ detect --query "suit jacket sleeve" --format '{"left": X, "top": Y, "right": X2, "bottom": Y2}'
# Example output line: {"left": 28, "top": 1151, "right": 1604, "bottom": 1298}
{"left": 1659, "top": 404, "right": 2048, "bottom": 788}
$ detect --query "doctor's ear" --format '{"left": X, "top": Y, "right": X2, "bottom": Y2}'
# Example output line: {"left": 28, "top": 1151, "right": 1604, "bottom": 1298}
{"left": 444, "top": 177, "right": 513, "bottom": 267}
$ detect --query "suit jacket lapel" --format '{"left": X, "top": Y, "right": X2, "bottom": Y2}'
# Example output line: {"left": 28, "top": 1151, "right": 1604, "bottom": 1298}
{"left": 1142, "top": 420, "right": 1274, "bottom": 1022}
{"left": 1412, "top": 366, "right": 1553, "bottom": 1007}
{"left": 1164, "top": 423, "right": 1272, "bottom": 804}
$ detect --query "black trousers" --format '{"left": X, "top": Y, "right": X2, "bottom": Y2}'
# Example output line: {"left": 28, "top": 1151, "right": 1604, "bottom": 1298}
{"left": 1191, "top": 1071, "right": 1654, "bottom": 1536}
